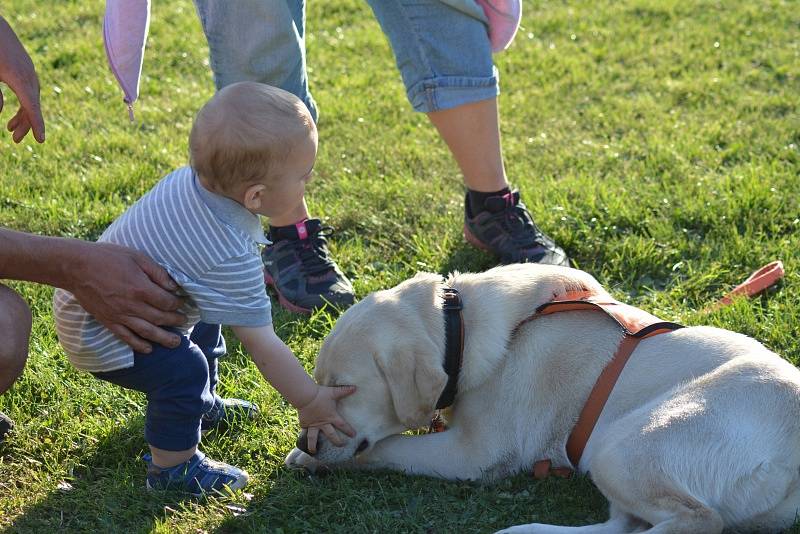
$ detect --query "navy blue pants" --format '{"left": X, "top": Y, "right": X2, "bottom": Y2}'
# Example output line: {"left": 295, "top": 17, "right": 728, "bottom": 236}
{"left": 93, "top": 322, "right": 225, "bottom": 451}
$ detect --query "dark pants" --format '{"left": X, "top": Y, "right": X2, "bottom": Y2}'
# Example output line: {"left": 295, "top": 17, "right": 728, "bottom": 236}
{"left": 93, "top": 323, "right": 225, "bottom": 451}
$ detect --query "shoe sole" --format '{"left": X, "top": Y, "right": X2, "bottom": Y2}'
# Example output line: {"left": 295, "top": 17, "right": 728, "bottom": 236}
{"left": 146, "top": 470, "right": 250, "bottom": 497}
{"left": 463, "top": 224, "right": 492, "bottom": 253}
{"left": 264, "top": 270, "right": 313, "bottom": 314}
{"left": 464, "top": 224, "right": 570, "bottom": 267}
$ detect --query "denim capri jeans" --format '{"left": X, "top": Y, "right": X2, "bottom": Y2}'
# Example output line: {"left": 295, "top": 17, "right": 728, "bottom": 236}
{"left": 193, "top": 0, "right": 499, "bottom": 120}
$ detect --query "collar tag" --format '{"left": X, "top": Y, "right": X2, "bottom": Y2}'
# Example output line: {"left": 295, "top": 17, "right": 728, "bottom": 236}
{"left": 441, "top": 287, "right": 463, "bottom": 311}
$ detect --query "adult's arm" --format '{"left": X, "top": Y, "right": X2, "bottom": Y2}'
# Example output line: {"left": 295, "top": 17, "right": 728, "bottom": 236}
{"left": 0, "top": 15, "right": 45, "bottom": 143}
{"left": 0, "top": 228, "right": 184, "bottom": 353}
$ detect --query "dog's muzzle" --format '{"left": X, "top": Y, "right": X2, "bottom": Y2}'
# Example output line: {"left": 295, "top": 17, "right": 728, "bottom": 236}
{"left": 296, "top": 430, "right": 313, "bottom": 456}
{"left": 295, "top": 430, "right": 370, "bottom": 457}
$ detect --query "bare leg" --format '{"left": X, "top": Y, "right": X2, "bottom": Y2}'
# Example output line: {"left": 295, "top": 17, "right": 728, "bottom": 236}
{"left": 428, "top": 97, "right": 569, "bottom": 266}
{"left": 427, "top": 98, "right": 509, "bottom": 192}
{"left": 0, "top": 283, "right": 32, "bottom": 394}
{"left": 150, "top": 445, "right": 197, "bottom": 468}
{"left": 269, "top": 198, "right": 311, "bottom": 227}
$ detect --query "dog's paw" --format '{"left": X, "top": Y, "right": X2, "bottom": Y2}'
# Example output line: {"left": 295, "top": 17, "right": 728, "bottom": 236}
{"left": 284, "top": 447, "right": 321, "bottom": 473}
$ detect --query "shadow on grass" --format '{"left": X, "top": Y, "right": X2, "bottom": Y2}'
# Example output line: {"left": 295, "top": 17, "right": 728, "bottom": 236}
{"left": 440, "top": 243, "right": 497, "bottom": 276}
{"left": 5, "top": 418, "right": 192, "bottom": 533}
{"left": 210, "top": 467, "right": 607, "bottom": 533}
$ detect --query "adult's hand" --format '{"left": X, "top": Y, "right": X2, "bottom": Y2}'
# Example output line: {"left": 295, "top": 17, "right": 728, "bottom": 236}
{"left": 66, "top": 242, "right": 185, "bottom": 353}
{"left": 0, "top": 16, "right": 45, "bottom": 143}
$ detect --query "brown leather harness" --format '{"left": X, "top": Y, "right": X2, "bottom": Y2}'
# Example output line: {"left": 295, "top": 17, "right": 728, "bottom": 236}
{"left": 525, "top": 289, "right": 683, "bottom": 478}
{"left": 433, "top": 286, "right": 683, "bottom": 479}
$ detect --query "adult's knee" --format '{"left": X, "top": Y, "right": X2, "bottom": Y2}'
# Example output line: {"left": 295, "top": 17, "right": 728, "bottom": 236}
{"left": 0, "top": 285, "right": 32, "bottom": 392}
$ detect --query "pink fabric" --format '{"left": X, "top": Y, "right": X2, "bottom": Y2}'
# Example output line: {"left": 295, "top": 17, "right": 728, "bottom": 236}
{"left": 103, "top": 0, "right": 151, "bottom": 121}
{"left": 474, "top": 0, "right": 522, "bottom": 52}
{"left": 295, "top": 219, "right": 310, "bottom": 240}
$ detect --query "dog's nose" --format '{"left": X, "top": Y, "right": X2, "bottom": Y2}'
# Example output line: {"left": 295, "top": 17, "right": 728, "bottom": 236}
{"left": 296, "top": 430, "right": 314, "bottom": 456}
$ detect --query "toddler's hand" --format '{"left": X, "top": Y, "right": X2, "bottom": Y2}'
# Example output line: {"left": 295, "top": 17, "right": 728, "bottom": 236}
{"left": 297, "top": 385, "right": 356, "bottom": 454}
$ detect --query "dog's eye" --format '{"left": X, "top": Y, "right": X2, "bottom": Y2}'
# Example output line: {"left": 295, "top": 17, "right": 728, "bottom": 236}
{"left": 356, "top": 439, "right": 369, "bottom": 453}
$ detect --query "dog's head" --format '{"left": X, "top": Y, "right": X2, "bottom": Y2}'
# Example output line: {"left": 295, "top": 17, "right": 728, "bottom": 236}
{"left": 302, "top": 272, "right": 447, "bottom": 464}
{"left": 291, "top": 263, "right": 599, "bottom": 466}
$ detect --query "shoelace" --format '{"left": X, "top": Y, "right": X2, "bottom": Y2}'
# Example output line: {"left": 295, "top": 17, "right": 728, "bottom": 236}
{"left": 494, "top": 203, "right": 543, "bottom": 248}
{"left": 294, "top": 225, "right": 337, "bottom": 276}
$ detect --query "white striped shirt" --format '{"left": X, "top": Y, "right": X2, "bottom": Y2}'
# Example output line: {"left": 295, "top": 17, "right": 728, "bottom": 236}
{"left": 54, "top": 166, "right": 271, "bottom": 372}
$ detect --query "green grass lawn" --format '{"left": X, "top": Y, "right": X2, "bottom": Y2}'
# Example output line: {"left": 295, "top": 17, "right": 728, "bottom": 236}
{"left": 1, "top": 0, "right": 798, "bottom": 532}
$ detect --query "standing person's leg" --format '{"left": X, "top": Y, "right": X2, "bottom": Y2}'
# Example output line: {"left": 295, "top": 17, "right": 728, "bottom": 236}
{"left": 93, "top": 334, "right": 249, "bottom": 494}
{"left": 366, "top": 0, "right": 569, "bottom": 266}
{"left": 189, "top": 323, "right": 259, "bottom": 432}
{"left": 427, "top": 98, "right": 506, "bottom": 193}
{"left": 193, "top": 0, "right": 317, "bottom": 120}
{"left": 193, "top": 0, "right": 355, "bottom": 312}
{"left": 0, "top": 283, "right": 32, "bottom": 441}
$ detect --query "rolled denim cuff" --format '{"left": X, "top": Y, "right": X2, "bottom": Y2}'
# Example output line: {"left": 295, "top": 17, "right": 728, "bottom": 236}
{"left": 407, "top": 68, "right": 500, "bottom": 112}
{"left": 145, "top": 417, "right": 202, "bottom": 452}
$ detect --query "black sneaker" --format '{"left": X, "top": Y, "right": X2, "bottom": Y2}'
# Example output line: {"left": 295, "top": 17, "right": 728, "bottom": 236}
{"left": 0, "top": 411, "right": 13, "bottom": 442}
{"left": 262, "top": 219, "right": 355, "bottom": 313}
{"left": 463, "top": 190, "right": 569, "bottom": 266}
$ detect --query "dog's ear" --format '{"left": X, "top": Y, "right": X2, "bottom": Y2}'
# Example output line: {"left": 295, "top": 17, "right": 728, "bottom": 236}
{"left": 374, "top": 341, "right": 447, "bottom": 429}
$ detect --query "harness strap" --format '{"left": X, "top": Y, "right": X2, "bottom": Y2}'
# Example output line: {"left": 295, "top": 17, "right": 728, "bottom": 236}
{"left": 527, "top": 289, "right": 683, "bottom": 477}
{"left": 565, "top": 334, "right": 641, "bottom": 467}
{"left": 533, "top": 294, "right": 683, "bottom": 338}
{"left": 427, "top": 287, "right": 683, "bottom": 478}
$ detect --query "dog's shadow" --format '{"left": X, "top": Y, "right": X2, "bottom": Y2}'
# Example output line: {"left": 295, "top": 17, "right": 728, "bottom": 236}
{"left": 210, "top": 463, "right": 607, "bottom": 533}
{"left": 439, "top": 243, "right": 497, "bottom": 277}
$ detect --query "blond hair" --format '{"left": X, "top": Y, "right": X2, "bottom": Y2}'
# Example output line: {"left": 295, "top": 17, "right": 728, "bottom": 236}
{"left": 189, "top": 81, "right": 315, "bottom": 192}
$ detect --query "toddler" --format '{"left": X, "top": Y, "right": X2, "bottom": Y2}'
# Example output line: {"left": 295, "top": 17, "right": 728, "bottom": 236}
{"left": 54, "top": 82, "right": 354, "bottom": 495}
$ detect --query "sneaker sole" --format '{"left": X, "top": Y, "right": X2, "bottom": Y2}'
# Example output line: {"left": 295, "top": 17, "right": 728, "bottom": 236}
{"left": 264, "top": 270, "right": 313, "bottom": 314}
{"left": 146, "top": 470, "right": 250, "bottom": 497}
{"left": 463, "top": 224, "right": 492, "bottom": 253}
{"left": 464, "top": 224, "right": 570, "bottom": 267}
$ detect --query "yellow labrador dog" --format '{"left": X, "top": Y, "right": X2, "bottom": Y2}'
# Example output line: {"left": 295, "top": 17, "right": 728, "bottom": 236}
{"left": 286, "top": 263, "right": 800, "bottom": 533}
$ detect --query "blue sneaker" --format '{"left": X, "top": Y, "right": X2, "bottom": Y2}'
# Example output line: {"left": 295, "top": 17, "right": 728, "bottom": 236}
{"left": 201, "top": 398, "right": 259, "bottom": 433}
{"left": 144, "top": 451, "right": 249, "bottom": 496}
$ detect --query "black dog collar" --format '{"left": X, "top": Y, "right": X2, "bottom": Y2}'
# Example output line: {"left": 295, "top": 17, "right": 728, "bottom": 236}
{"left": 435, "top": 286, "right": 464, "bottom": 410}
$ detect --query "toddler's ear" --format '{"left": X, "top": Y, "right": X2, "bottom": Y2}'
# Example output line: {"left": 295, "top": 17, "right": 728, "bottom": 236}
{"left": 243, "top": 184, "right": 267, "bottom": 210}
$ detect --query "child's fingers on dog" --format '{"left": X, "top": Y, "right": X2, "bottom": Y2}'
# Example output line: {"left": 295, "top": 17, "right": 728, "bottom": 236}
{"left": 306, "top": 426, "right": 319, "bottom": 454}
{"left": 333, "top": 417, "right": 355, "bottom": 438}
{"left": 320, "top": 423, "right": 346, "bottom": 446}
{"left": 330, "top": 385, "right": 356, "bottom": 399}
